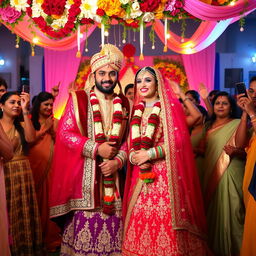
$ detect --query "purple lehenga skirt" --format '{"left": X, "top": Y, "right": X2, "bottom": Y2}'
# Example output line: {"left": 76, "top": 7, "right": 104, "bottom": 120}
{"left": 61, "top": 210, "right": 122, "bottom": 256}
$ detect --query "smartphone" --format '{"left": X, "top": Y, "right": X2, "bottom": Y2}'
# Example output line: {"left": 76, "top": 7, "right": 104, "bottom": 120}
{"left": 235, "top": 82, "right": 248, "bottom": 97}
{"left": 22, "top": 85, "right": 30, "bottom": 93}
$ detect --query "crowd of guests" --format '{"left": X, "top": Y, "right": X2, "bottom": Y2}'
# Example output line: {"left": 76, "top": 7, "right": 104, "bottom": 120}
{"left": 0, "top": 44, "right": 256, "bottom": 256}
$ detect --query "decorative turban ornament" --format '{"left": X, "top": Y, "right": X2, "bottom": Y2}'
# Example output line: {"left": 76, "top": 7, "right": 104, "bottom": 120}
{"left": 85, "top": 44, "right": 124, "bottom": 88}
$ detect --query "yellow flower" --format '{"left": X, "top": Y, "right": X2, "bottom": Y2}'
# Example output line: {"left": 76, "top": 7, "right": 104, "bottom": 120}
{"left": 154, "top": 2, "right": 166, "bottom": 19}
{"left": 98, "top": 0, "right": 125, "bottom": 17}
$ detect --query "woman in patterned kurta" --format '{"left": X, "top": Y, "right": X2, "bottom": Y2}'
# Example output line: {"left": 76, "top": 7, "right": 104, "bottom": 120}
{"left": 122, "top": 67, "right": 209, "bottom": 256}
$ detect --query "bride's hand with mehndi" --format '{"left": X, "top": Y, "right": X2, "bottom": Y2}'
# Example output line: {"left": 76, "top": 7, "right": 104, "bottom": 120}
{"left": 132, "top": 150, "right": 150, "bottom": 165}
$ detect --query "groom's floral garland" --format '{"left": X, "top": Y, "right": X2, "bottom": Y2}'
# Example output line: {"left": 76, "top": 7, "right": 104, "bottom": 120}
{"left": 131, "top": 101, "right": 161, "bottom": 183}
{"left": 90, "top": 89, "right": 123, "bottom": 215}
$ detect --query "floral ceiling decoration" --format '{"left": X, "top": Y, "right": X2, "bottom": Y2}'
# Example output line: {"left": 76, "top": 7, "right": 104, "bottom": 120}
{"left": 154, "top": 57, "right": 188, "bottom": 91}
{"left": 0, "top": 0, "right": 255, "bottom": 54}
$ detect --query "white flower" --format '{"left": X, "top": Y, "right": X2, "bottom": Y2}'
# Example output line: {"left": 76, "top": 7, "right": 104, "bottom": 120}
{"left": 31, "top": 2, "right": 42, "bottom": 18}
{"left": 120, "top": 0, "right": 130, "bottom": 4}
{"left": 130, "top": 10, "right": 142, "bottom": 19}
{"left": 131, "top": 1, "right": 140, "bottom": 11}
{"left": 95, "top": 122, "right": 104, "bottom": 133}
{"left": 143, "top": 12, "right": 154, "bottom": 22}
{"left": 93, "top": 104, "right": 100, "bottom": 111}
{"left": 10, "top": 0, "right": 29, "bottom": 12}
{"left": 145, "top": 123, "right": 155, "bottom": 137}
{"left": 79, "top": 0, "right": 98, "bottom": 20}
{"left": 112, "top": 123, "right": 121, "bottom": 136}
{"left": 132, "top": 126, "right": 140, "bottom": 139}
{"left": 114, "top": 103, "right": 122, "bottom": 112}
{"left": 134, "top": 109, "right": 143, "bottom": 117}
{"left": 151, "top": 105, "right": 161, "bottom": 115}
{"left": 51, "top": 15, "right": 68, "bottom": 30}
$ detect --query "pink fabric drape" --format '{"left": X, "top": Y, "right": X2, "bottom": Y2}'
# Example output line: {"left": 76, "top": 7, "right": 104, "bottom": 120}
{"left": 44, "top": 43, "right": 85, "bottom": 118}
{"left": 184, "top": 0, "right": 256, "bottom": 21}
{"left": 182, "top": 42, "right": 216, "bottom": 92}
{"left": 2, "top": 16, "right": 96, "bottom": 51}
{"left": 154, "top": 19, "right": 232, "bottom": 54}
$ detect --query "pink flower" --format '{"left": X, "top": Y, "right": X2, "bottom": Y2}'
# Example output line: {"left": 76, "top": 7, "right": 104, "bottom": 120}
{"left": 165, "top": 0, "right": 176, "bottom": 12}
{"left": 0, "top": 6, "right": 21, "bottom": 23}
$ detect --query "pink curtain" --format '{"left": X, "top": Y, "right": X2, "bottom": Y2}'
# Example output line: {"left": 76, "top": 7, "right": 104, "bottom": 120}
{"left": 44, "top": 42, "right": 85, "bottom": 118}
{"left": 182, "top": 42, "right": 216, "bottom": 92}
{"left": 184, "top": 0, "right": 256, "bottom": 21}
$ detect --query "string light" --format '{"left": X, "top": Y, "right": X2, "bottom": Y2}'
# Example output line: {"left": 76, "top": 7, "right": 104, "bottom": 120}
{"left": 229, "top": 1, "right": 235, "bottom": 6}
{"left": 240, "top": 27, "right": 244, "bottom": 32}
{"left": 104, "top": 30, "right": 109, "bottom": 37}
{"left": 166, "top": 33, "right": 171, "bottom": 39}
{"left": 15, "top": 35, "right": 20, "bottom": 48}
{"left": 32, "top": 37, "right": 39, "bottom": 44}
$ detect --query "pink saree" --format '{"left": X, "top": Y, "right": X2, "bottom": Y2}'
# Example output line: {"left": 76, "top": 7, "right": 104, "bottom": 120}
{"left": 122, "top": 67, "right": 208, "bottom": 256}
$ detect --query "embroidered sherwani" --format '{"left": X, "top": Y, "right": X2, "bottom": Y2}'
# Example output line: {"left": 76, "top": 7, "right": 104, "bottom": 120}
{"left": 49, "top": 87, "right": 129, "bottom": 256}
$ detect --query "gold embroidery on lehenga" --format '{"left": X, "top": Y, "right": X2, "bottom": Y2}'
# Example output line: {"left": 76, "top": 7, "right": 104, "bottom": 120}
{"left": 75, "top": 221, "right": 93, "bottom": 251}
{"left": 138, "top": 223, "right": 152, "bottom": 255}
{"left": 96, "top": 223, "right": 112, "bottom": 252}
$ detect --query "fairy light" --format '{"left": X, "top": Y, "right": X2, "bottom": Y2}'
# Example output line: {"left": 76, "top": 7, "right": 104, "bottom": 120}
{"left": 240, "top": 27, "right": 244, "bottom": 32}
{"left": 32, "top": 37, "right": 39, "bottom": 44}
{"left": 104, "top": 30, "right": 109, "bottom": 37}
{"left": 229, "top": 1, "right": 235, "bottom": 6}
{"left": 166, "top": 33, "right": 171, "bottom": 39}
{"left": 184, "top": 47, "right": 193, "bottom": 54}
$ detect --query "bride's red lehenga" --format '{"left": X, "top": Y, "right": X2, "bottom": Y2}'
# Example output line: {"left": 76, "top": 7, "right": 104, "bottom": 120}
{"left": 122, "top": 67, "right": 209, "bottom": 256}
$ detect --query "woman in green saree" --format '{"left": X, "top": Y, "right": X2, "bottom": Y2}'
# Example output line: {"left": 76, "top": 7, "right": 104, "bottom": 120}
{"left": 196, "top": 91, "right": 245, "bottom": 256}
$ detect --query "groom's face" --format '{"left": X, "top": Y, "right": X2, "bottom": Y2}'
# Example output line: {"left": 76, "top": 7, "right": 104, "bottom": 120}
{"left": 94, "top": 65, "right": 118, "bottom": 94}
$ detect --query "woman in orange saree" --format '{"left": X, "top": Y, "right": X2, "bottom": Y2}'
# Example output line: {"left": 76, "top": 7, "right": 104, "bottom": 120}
{"left": 29, "top": 92, "right": 61, "bottom": 252}
{"left": 122, "top": 67, "right": 208, "bottom": 256}
{"left": 236, "top": 90, "right": 256, "bottom": 256}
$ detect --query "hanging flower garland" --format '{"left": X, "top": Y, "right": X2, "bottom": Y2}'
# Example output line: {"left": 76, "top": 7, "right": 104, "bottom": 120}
{"left": 154, "top": 58, "right": 188, "bottom": 91}
{"left": 90, "top": 89, "right": 123, "bottom": 215}
{"left": 75, "top": 59, "right": 91, "bottom": 89}
{"left": 26, "top": 0, "right": 82, "bottom": 38}
{"left": 131, "top": 101, "right": 161, "bottom": 183}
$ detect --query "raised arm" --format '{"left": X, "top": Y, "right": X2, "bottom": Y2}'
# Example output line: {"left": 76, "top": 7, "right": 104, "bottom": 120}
{"left": 198, "top": 82, "right": 213, "bottom": 116}
{"left": 236, "top": 94, "right": 256, "bottom": 148}
{"left": 20, "top": 92, "right": 36, "bottom": 143}
{"left": 169, "top": 81, "right": 202, "bottom": 128}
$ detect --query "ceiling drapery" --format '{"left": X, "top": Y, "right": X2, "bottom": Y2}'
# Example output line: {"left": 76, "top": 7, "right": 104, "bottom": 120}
{"left": 0, "top": 0, "right": 255, "bottom": 54}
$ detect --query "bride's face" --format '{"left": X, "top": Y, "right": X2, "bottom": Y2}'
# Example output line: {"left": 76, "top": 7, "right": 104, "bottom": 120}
{"left": 136, "top": 71, "right": 157, "bottom": 99}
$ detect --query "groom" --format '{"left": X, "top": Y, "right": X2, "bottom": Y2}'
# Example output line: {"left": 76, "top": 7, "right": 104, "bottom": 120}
{"left": 50, "top": 44, "right": 130, "bottom": 255}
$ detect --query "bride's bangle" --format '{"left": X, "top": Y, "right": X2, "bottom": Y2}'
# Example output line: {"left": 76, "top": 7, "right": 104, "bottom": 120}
{"left": 129, "top": 151, "right": 136, "bottom": 165}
